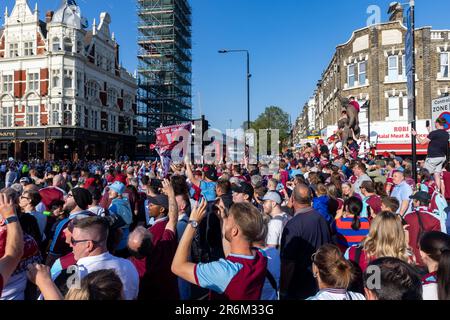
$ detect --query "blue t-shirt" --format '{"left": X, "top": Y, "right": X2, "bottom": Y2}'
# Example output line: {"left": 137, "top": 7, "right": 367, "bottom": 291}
{"left": 261, "top": 247, "right": 280, "bottom": 300}
{"left": 391, "top": 181, "right": 413, "bottom": 214}
{"left": 200, "top": 180, "right": 217, "bottom": 202}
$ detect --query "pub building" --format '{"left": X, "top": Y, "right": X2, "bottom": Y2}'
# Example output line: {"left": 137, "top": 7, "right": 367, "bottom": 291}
{"left": 0, "top": 0, "right": 137, "bottom": 161}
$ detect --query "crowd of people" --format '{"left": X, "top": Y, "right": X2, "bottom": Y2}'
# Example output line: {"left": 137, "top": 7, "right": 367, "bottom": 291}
{"left": 0, "top": 119, "right": 450, "bottom": 301}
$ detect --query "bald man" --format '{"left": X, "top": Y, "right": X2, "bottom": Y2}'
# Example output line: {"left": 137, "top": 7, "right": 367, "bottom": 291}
{"left": 280, "top": 184, "right": 331, "bottom": 300}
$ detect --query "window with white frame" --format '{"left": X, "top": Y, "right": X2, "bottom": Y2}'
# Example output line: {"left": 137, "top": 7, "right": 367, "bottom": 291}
{"left": 52, "top": 37, "right": 60, "bottom": 51}
{"left": 1, "top": 106, "right": 13, "bottom": 127}
{"left": 9, "top": 43, "right": 18, "bottom": 57}
{"left": 388, "top": 56, "right": 399, "bottom": 81}
{"left": 348, "top": 64, "right": 356, "bottom": 87}
{"left": 441, "top": 52, "right": 449, "bottom": 78}
{"left": 24, "top": 42, "right": 34, "bottom": 56}
{"left": 52, "top": 69, "right": 61, "bottom": 88}
{"left": 64, "top": 70, "right": 73, "bottom": 88}
{"left": 2, "top": 75, "right": 13, "bottom": 93}
{"left": 358, "top": 62, "right": 367, "bottom": 85}
{"left": 107, "top": 88, "right": 118, "bottom": 107}
{"left": 50, "top": 103, "right": 60, "bottom": 125}
{"left": 90, "top": 109, "right": 99, "bottom": 130}
{"left": 86, "top": 81, "right": 99, "bottom": 98}
{"left": 63, "top": 104, "right": 72, "bottom": 125}
{"left": 27, "top": 73, "right": 39, "bottom": 91}
{"left": 109, "top": 114, "right": 117, "bottom": 132}
{"left": 400, "top": 96, "right": 409, "bottom": 120}
{"left": 26, "top": 105, "right": 40, "bottom": 126}
{"left": 63, "top": 38, "right": 72, "bottom": 52}
{"left": 388, "top": 96, "right": 400, "bottom": 119}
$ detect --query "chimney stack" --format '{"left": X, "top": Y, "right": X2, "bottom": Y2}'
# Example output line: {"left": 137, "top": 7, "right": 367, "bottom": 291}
{"left": 388, "top": 2, "right": 404, "bottom": 22}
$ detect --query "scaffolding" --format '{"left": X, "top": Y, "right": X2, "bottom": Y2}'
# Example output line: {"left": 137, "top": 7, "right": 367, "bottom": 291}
{"left": 136, "top": 0, "right": 192, "bottom": 149}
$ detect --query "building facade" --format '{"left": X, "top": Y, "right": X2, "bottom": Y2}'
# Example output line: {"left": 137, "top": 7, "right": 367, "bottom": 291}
{"left": 293, "top": 97, "right": 317, "bottom": 143}
{"left": 309, "top": 4, "right": 450, "bottom": 144}
{"left": 0, "top": 0, "right": 137, "bottom": 161}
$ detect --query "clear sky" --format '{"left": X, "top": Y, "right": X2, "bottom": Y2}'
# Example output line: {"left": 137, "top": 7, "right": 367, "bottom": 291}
{"left": 3, "top": 0, "right": 450, "bottom": 131}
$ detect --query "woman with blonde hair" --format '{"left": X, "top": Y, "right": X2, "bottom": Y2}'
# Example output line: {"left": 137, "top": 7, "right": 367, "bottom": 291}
{"left": 345, "top": 211, "right": 411, "bottom": 271}
{"left": 307, "top": 244, "right": 365, "bottom": 300}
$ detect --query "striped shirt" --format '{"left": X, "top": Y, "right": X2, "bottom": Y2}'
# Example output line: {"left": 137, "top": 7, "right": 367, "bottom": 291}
{"left": 332, "top": 216, "right": 370, "bottom": 251}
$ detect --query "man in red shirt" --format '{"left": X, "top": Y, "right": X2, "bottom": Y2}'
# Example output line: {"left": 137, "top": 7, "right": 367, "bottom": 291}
{"left": 128, "top": 179, "right": 179, "bottom": 300}
{"left": 38, "top": 174, "right": 67, "bottom": 212}
{"left": 404, "top": 192, "right": 441, "bottom": 266}
{"left": 172, "top": 200, "right": 267, "bottom": 300}
{"left": 0, "top": 193, "right": 24, "bottom": 296}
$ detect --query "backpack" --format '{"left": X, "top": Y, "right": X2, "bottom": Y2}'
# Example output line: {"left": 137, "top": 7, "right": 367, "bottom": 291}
{"left": 429, "top": 191, "right": 449, "bottom": 233}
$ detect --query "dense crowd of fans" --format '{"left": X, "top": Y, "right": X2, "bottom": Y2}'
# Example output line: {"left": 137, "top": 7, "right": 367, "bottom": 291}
{"left": 0, "top": 122, "right": 450, "bottom": 301}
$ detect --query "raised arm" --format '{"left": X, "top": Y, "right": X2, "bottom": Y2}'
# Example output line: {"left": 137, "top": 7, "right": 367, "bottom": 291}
{"left": 162, "top": 179, "right": 179, "bottom": 233}
{"left": 411, "top": 129, "right": 431, "bottom": 145}
{"left": 0, "top": 193, "right": 24, "bottom": 285}
{"left": 171, "top": 199, "right": 207, "bottom": 284}
{"left": 184, "top": 157, "right": 200, "bottom": 187}
{"left": 27, "top": 264, "right": 64, "bottom": 300}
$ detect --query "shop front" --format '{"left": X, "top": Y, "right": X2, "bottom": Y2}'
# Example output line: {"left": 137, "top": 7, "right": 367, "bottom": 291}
{"left": 0, "top": 128, "right": 136, "bottom": 161}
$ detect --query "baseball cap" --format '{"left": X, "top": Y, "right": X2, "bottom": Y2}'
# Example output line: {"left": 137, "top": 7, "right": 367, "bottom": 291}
{"left": 231, "top": 182, "right": 254, "bottom": 199}
{"left": 147, "top": 194, "right": 169, "bottom": 210}
{"left": 262, "top": 191, "right": 282, "bottom": 205}
{"left": 20, "top": 177, "right": 31, "bottom": 184}
{"left": 109, "top": 181, "right": 126, "bottom": 195}
{"left": 410, "top": 191, "right": 431, "bottom": 203}
{"left": 394, "top": 156, "right": 403, "bottom": 163}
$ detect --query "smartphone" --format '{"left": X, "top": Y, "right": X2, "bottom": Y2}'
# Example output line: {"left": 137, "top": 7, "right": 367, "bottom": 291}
{"left": 426, "top": 120, "right": 430, "bottom": 128}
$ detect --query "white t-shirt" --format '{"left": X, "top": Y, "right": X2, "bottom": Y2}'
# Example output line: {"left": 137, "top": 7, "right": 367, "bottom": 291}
{"left": 358, "top": 140, "right": 370, "bottom": 157}
{"left": 76, "top": 252, "right": 139, "bottom": 300}
{"left": 266, "top": 212, "right": 291, "bottom": 247}
{"left": 307, "top": 289, "right": 366, "bottom": 300}
{"left": 423, "top": 283, "right": 438, "bottom": 300}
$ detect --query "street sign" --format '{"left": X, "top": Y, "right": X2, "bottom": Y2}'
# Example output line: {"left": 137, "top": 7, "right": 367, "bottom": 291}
{"left": 431, "top": 96, "right": 450, "bottom": 131}
{"left": 405, "top": 6, "right": 415, "bottom": 124}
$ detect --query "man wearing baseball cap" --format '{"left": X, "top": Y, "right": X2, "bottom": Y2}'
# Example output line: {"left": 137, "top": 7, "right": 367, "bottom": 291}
{"left": 262, "top": 191, "right": 291, "bottom": 248}
{"left": 231, "top": 181, "right": 254, "bottom": 204}
{"left": 412, "top": 117, "right": 450, "bottom": 193}
{"left": 404, "top": 191, "right": 441, "bottom": 266}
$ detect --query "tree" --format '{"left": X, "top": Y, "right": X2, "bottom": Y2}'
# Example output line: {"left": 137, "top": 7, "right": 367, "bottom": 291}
{"left": 247, "top": 106, "right": 291, "bottom": 146}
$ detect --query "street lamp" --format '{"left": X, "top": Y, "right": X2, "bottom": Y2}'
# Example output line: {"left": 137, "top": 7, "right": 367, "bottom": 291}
{"left": 218, "top": 49, "right": 251, "bottom": 130}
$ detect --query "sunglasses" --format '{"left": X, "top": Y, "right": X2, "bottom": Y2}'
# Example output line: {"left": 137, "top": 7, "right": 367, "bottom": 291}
{"left": 70, "top": 237, "right": 105, "bottom": 246}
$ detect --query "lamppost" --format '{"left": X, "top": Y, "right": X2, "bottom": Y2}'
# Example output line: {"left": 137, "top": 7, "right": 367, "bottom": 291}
{"left": 218, "top": 49, "right": 251, "bottom": 130}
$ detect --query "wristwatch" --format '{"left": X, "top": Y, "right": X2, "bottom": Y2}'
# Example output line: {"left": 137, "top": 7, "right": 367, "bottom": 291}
{"left": 188, "top": 220, "right": 199, "bottom": 229}
{"left": 3, "top": 216, "right": 19, "bottom": 225}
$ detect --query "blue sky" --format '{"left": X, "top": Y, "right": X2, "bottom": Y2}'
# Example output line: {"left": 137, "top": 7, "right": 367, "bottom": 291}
{"left": 3, "top": 0, "right": 450, "bottom": 131}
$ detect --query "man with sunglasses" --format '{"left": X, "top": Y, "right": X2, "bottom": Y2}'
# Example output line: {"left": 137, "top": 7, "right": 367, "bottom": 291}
{"left": 46, "top": 188, "right": 95, "bottom": 267}
{"left": 67, "top": 216, "right": 139, "bottom": 300}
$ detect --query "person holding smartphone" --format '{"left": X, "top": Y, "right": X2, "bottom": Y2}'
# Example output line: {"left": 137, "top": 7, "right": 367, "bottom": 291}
{"left": 412, "top": 118, "right": 449, "bottom": 194}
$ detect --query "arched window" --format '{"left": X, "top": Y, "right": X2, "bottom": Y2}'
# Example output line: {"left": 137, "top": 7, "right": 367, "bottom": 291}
{"left": 52, "top": 37, "right": 60, "bottom": 52}
{"left": 63, "top": 38, "right": 72, "bottom": 52}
